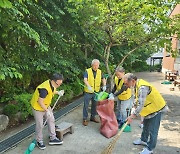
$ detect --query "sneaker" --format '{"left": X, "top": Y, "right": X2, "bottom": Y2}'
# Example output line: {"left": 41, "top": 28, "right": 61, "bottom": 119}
{"left": 83, "top": 120, "right": 88, "bottom": 126}
{"left": 139, "top": 123, "right": 144, "bottom": 129}
{"left": 133, "top": 139, "right": 147, "bottom": 146}
{"left": 37, "top": 141, "right": 46, "bottom": 150}
{"left": 118, "top": 122, "right": 124, "bottom": 129}
{"left": 49, "top": 137, "right": 63, "bottom": 145}
{"left": 139, "top": 148, "right": 153, "bottom": 154}
{"left": 90, "top": 117, "right": 100, "bottom": 123}
{"left": 55, "top": 125, "right": 59, "bottom": 129}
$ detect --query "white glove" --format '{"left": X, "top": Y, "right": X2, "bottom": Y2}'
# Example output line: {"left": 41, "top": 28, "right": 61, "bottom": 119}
{"left": 87, "top": 85, "right": 93, "bottom": 92}
{"left": 102, "top": 85, "right": 106, "bottom": 91}
{"left": 58, "top": 90, "right": 64, "bottom": 96}
{"left": 46, "top": 110, "right": 52, "bottom": 118}
{"left": 108, "top": 93, "right": 114, "bottom": 100}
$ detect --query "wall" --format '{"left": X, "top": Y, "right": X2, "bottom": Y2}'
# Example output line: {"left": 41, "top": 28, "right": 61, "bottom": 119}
{"left": 162, "top": 4, "right": 180, "bottom": 73}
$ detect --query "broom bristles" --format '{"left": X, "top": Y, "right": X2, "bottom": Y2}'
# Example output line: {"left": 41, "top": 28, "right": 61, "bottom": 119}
{"left": 101, "top": 122, "right": 128, "bottom": 154}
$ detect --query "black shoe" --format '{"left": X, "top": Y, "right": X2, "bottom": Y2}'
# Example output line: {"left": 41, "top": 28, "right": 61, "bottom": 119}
{"left": 55, "top": 125, "right": 59, "bottom": 129}
{"left": 37, "top": 141, "right": 46, "bottom": 150}
{"left": 49, "top": 137, "right": 63, "bottom": 145}
{"left": 118, "top": 122, "right": 124, "bottom": 129}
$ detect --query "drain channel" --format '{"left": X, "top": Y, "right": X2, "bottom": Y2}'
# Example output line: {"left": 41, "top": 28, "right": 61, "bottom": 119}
{"left": 0, "top": 97, "right": 83, "bottom": 153}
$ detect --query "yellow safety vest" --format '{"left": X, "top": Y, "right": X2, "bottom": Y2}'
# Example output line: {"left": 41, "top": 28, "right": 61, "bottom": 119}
{"left": 114, "top": 76, "right": 131, "bottom": 100}
{"left": 84, "top": 68, "right": 101, "bottom": 93}
{"left": 136, "top": 79, "right": 166, "bottom": 117}
{"left": 31, "top": 80, "right": 55, "bottom": 111}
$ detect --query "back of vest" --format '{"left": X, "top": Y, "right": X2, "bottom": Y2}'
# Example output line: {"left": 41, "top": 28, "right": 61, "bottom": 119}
{"left": 136, "top": 79, "right": 166, "bottom": 116}
{"left": 31, "top": 80, "right": 55, "bottom": 111}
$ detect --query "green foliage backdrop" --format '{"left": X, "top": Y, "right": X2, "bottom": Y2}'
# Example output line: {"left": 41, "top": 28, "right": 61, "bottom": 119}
{"left": 0, "top": 0, "right": 179, "bottom": 123}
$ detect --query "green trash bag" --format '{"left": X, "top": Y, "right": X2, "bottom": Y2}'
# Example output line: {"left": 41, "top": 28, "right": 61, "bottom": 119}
{"left": 94, "top": 91, "right": 109, "bottom": 101}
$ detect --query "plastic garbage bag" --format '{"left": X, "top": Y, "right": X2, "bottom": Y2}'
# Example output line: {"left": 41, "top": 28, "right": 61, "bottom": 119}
{"left": 97, "top": 99, "right": 118, "bottom": 138}
{"left": 94, "top": 91, "right": 109, "bottom": 101}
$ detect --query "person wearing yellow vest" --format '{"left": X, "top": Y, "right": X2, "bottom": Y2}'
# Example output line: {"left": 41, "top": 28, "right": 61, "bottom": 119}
{"left": 31, "top": 73, "right": 64, "bottom": 150}
{"left": 124, "top": 73, "right": 168, "bottom": 154}
{"left": 83, "top": 59, "right": 106, "bottom": 126}
{"left": 110, "top": 67, "right": 133, "bottom": 129}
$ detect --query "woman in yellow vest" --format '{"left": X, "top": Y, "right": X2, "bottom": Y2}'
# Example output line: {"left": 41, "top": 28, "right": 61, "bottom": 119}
{"left": 110, "top": 67, "right": 133, "bottom": 129}
{"left": 124, "top": 73, "right": 167, "bottom": 154}
{"left": 83, "top": 59, "right": 106, "bottom": 126}
{"left": 31, "top": 73, "right": 64, "bottom": 150}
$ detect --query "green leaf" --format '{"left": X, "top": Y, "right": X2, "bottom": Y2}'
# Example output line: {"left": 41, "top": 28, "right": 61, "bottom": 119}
{"left": 0, "top": 0, "right": 12, "bottom": 8}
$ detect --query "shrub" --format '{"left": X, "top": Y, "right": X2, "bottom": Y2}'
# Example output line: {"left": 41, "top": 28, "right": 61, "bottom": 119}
{"left": 3, "top": 104, "right": 19, "bottom": 117}
{"left": 14, "top": 93, "right": 33, "bottom": 121}
{"left": 70, "top": 78, "right": 83, "bottom": 96}
{"left": 58, "top": 84, "right": 74, "bottom": 101}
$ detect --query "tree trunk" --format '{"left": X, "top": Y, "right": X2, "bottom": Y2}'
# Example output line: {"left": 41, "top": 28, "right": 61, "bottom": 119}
{"left": 104, "top": 42, "right": 114, "bottom": 91}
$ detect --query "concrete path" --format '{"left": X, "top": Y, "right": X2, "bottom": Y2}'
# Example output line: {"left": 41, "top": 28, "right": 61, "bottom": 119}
{"left": 3, "top": 72, "right": 180, "bottom": 154}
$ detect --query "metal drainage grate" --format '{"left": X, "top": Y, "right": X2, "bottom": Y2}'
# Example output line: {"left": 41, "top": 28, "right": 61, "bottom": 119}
{"left": 0, "top": 97, "right": 83, "bottom": 154}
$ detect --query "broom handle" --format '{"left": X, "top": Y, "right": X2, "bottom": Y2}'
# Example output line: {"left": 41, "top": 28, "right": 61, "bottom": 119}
{"left": 43, "top": 95, "right": 61, "bottom": 126}
{"left": 79, "top": 82, "right": 98, "bottom": 95}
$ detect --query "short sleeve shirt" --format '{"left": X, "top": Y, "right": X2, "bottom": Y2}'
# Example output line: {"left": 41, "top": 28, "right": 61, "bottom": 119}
{"left": 38, "top": 80, "right": 54, "bottom": 98}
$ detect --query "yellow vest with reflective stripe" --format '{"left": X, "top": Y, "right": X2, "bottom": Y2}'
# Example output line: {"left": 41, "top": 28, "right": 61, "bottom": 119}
{"left": 84, "top": 68, "right": 101, "bottom": 93}
{"left": 115, "top": 76, "right": 131, "bottom": 100}
{"left": 31, "top": 80, "right": 55, "bottom": 111}
{"left": 136, "top": 79, "right": 166, "bottom": 117}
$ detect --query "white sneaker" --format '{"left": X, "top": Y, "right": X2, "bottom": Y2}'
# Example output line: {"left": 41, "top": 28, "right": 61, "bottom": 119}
{"left": 133, "top": 139, "right": 147, "bottom": 146}
{"left": 139, "top": 148, "right": 153, "bottom": 154}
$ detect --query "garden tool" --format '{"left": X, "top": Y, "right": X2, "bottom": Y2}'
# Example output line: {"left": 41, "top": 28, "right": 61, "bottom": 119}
{"left": 24, "top": 95, "right": 62, "bottom": 154}
{"left": 122, "top": 108, "right": 131, "bottom": 132}
{"left": 79, "top": 82, "right": 98, "bottom": 94}
{"left": 79, "top": 82, "right": 108, "bottom": 101}
{"left": 101, "top": 121, "right": 128, "bottom": 154}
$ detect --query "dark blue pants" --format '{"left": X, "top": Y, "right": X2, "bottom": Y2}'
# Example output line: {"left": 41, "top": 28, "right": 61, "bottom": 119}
{"left": 83, "top": 92, "right": 97, "bottom": 120}
{"left": 141, "top": 112, "right": 162, "bottom": 151}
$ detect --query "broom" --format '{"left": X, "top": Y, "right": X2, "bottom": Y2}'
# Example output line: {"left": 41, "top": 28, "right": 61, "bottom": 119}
{"left": 24, "top": 94, "right": 62, "bottom": 154}
{"left": 101, "top": 121, "right": 128, "bottom": 154}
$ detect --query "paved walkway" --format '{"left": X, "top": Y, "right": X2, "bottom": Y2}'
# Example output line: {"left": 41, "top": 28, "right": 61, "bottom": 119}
{"left": 3, "top": 72, "right": 180, "bottom": 154}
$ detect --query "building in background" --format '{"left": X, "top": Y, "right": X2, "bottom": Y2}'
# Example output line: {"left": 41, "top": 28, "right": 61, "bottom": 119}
{"left": 162, "top": 4, "right": 180, "bottom": 74}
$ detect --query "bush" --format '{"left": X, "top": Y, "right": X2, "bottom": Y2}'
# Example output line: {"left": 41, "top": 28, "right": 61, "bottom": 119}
{"left": 59, "top": 84, "right": 74, "bottom": 101}
{"left": 130, "top": 61, "right": 150, "bottom": 72}
{"left": 3, "top": 104, "right": 19, "bottom": 117}
{"left": 70, "top": 78, "right": 83, "bottom": 96}
{"left": 14, "top": 93, "right": 33, "bottom": 122}
{"left": 150, "top": 64, "right": 162, "bottom": 72}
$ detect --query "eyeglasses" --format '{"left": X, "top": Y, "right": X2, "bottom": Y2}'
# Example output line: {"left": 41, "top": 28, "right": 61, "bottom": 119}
{"left": 55, "top": 81, "right": 59, "bottom": 86}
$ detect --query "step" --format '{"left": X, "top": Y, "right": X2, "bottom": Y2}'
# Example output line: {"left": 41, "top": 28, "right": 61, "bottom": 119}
{"left": 56, "top": 122, "right": 74, "bottom": 140}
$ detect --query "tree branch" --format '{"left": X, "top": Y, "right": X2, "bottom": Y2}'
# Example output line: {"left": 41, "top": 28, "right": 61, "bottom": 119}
{"left": 113, "top": 37, "right": 152, "bottom": 76}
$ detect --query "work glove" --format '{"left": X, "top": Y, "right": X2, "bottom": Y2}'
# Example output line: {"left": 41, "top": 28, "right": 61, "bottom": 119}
{"left": 108, "top": 93, "right": 114, "bottom": 100}
{"left": 87, "top": 85, "right": 93, "bottom": 92}
{"left": 46, "top": 110, "right": 52, "bottom": 118}
{"left": 102, "top": 85, "right": 106, "bottom": 92}
{"left": 58, "top": 90, "right": 64, "bottom": 96}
